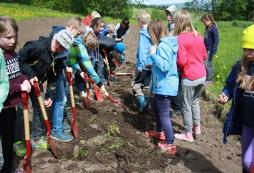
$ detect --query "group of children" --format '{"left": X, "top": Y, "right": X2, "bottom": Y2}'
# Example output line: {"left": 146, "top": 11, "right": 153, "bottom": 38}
{"left": 134, "top": 6, "right": 253, "bottom": 173}
{"left": 0, "top": 11, "right": 129, "bottom": 172}
{"left": 0, "top": 6, "right": 253, "bottom": 173}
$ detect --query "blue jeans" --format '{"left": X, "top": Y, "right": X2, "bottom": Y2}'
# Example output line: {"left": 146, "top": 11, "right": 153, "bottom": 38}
{"left": 205, "top": 50, "right": 215, "bottom": 81}
{"left": 95, "top": 54, "right": 107, "bottom": 84}
{"left": 52, "top": 70, "right": 68, "bottom": 133}
{"left": 152, "top": 94, "right": 174, "bottom": 144}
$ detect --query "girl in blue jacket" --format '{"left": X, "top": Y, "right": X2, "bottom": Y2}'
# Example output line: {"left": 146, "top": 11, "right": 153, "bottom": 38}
{"left": 218, "top": 24, "right": 254, "bottom": 173}
{"left": 145, "top": 20, "right": 178, "bottom": 156}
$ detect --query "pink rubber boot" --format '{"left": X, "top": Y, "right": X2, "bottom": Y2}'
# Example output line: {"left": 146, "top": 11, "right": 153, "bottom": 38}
{"left": 174, "top": 132, "right": 194, "bottom": 143}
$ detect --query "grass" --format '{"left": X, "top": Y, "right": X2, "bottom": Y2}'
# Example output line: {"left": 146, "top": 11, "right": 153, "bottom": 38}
{"left": 0, "top": 2, "right": 75, "bottom": 21}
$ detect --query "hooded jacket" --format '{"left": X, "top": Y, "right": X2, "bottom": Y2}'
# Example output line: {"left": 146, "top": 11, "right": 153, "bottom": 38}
{"left": 136, "top": 28, "right": 152, "bottom": 72}
{"left": 18, "top": 36, "right": 67, "bottom": 84}
{"left": 0, "top": 49, "right": 9, "bottom": 111}
{"left": 151, "top": 37, "right": 179, "bottom": 96}
{"left": 68, "top": 35, "right": 101, "bottom": 85}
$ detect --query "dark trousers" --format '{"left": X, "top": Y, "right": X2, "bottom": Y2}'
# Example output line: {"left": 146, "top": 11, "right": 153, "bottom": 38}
{"left": 0, "top": 107, "right": 16, "bottom": 173}
{"left": 152, "top": 94, "right": 174, "bottom": 144}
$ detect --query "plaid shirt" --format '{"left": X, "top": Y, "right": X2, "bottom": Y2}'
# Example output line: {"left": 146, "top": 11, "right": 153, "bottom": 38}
{"left": 0, "top": 48, "right": 9, "bottom": 111}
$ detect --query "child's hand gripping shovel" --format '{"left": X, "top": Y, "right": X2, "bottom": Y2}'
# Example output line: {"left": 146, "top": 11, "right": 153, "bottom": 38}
{"left": 21, "top": 91, "right": 32, "bottom": 173}
{"left": 83, "top": 71, "right": 103, "bottom": 102}
{"left": 66, "top": 72, "right": 78, "bottom": 138}
{"left": 33, "top": 81, "right": 57, "bottom": 157}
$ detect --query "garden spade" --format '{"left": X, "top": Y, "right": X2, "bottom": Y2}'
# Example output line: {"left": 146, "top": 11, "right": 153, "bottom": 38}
{"left": 21, "top": 91, "right": 32, "bottom": 173}
{"left": 33, "top": 81, "right": 57, "bottom": 157}
{"left": 83, "top": 72, "right": 103, "bottom": 102}
{"left": 66, "top": 72, "right": 79, "bottom": 138}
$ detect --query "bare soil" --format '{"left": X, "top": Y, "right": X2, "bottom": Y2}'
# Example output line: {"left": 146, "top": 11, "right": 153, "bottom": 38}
{"left": 14, "top": 18, "right": 242, "bottom": 173}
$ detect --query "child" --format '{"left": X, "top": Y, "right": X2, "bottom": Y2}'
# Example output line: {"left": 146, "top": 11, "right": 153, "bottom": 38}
{"left": 18, "top": 29, "right": 74, "bottom": 147}
{"left": 173, "top": 10, "right": 207, "bottom": 143}
{"left": 218, "top": 24, "right": 254, "bottom": 173}
{"left": 201, "top": 14, "right": 219, "bottom": 83}
{"left": 83, "top": 10, "right": 101, "bottom": 27}
{"left": 0, "top": 16, "right": 31, "bottom": 173}
{"left": 165, "top": 5, "right": 177, "bottom": 34}
{"left": 133, "top": 10, "right": 152, "bottom": 113}
{"left": 113, "top": 17, "right": 129, "bottom": 42}
{"left": 48, "top": 16, "right": 84, "bottom": 142}
{"left": 67, "top": 32, "right": 109, "bottom": 98}
{"left": 145, "top": 20, "right": 178, "bottom": 155}
{"left": 0, "top": 48, "right": 9, "bottom": 113}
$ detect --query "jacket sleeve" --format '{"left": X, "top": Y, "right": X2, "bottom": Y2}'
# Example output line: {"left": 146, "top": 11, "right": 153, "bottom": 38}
{"left": 211, "top": 25, "right": 219, "bottom": 55}
{"left": 137, "top": 34, "right": 151, "bottom": 71}
{"left": 18, "top": 41, "right": 41, "bottom": 80}
{"left": 0, "top": 50, "right": 9, "bottom": 112}
{"left": 177, "top": 41, "right": 187, "bottom": 71}
{"left": 222, "top": 62, "right": 239, "bottom": 100}
{"left": 150, "top": 45, "right": 172, "bottom": 72}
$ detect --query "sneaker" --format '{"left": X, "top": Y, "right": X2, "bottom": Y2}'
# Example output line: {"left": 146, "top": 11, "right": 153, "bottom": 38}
{"left": 64, "top": 122, "right": 71, "bottom": 133}
{"left": 13, "top": 141, "right": 26, "bottom": 157}
{"left": 31, "top": 136, "right": 48, "bottom": 150}
{"left": 158, "top": 142, "right": 177, "bottom": 156}
{"left": 174, "top": 132, "right": 194, "bottom": 143}
{"left": 145, "top": 130, "right": 165, "bottom": 141}
{"left": 51, "top": 131, "right": 73, "bottom": 142}
{"left": 192, "top": 126, "right": 201, "bottom": 139}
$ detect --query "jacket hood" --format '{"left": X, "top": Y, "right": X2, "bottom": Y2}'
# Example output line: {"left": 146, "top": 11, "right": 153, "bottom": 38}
{"left": 73, "top": 35, "right": 84, "bottom": 45}
{"left": 159, "top": 37, "right": 178, "bottom": 54}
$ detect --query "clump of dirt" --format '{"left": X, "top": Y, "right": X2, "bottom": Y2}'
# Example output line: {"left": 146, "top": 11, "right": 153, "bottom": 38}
{"left": 13, "top": 18, "right": 242, "bottom": 173}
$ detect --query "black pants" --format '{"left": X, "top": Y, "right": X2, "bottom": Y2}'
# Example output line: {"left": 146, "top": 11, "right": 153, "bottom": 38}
{"left": 0, "top": 107, "right": 16, "bottom": 173}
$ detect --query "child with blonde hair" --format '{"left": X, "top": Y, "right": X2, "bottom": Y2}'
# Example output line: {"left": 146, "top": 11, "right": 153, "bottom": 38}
{"left": 218, "top": 24, "right": 254, "bottom": 173}
{"left": 133, "top": 10, "right": 152, "bottom": 112}
{"left": 145, "top": 20, "right": 178, "bottom": 155}
{"left": 173, "top": 10, "right": 207, "bottom": 142}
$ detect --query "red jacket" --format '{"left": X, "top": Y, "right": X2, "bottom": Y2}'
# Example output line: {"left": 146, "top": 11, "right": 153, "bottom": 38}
{"left": 83, "top": 15, "right": 91, "bottom": 26}
{"left": 177, "top": 32, "right": 207, "bottom": 80}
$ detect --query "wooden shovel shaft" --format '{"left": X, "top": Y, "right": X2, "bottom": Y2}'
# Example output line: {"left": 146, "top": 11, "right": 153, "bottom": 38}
{"left": 21, "top": 91, "right": 32, "bottom": 173}
{"left": 33, "top": 81, "right": 57, "bottom": 157}
{"left": 66, "top": 72, "right": 79, "bottom": 138}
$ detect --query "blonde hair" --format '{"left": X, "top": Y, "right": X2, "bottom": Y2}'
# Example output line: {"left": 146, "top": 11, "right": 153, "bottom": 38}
{"left": 136, "top": 10, "right": 151, "bottom": 24}
{"left": 148, "top": 20, "right": 168, "bottom": 45}
{"left": 173, "top": 10, "right": 198, "bottom": 36}
{"left": 107, "top": 23, "right": 115, "bottom": 33}
{"left": 237, "top": 57, "right": 254, "bottom": 91}
{"left": 82, "top": 32, "right": 98, "bottom": 51}
{"left": 0, "top": 16, "right": 18, "bottom": 51}
{"left": 66, "top": 16, "right": 83, "bottom": 33}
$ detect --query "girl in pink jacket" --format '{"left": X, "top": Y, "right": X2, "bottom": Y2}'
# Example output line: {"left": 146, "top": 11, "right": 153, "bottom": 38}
{"left": 173, "top": 10, "right": 207, "bottom": 143}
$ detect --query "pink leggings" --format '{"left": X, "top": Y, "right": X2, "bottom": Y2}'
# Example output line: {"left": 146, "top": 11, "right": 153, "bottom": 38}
{"left": 241, "top": 126, "right": 254, "bottom": 171}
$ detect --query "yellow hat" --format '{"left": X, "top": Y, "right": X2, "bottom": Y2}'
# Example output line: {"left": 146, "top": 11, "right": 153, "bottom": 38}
{"left": 242, "top": 24, "right": 254, "bottom": 49}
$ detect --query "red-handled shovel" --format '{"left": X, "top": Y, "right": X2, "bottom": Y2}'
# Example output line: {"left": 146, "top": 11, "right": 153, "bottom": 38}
{"left": 66, "top": 72, "right": 78, "bottom": 138}
{"left": 33, "top": 81, "right": 57, "bottom": 157}
{"left": 21, "top": 91, "right": 32, "bottom": 173}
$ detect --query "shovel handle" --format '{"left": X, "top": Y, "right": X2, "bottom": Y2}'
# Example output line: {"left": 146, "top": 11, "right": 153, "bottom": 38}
{"left": 33, "top": 81, "right": 48, "bottom": 121}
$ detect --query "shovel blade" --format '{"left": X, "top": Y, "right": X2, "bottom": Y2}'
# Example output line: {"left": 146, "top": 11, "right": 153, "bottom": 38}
{"left": 72, "top": 122, "right": 79, "bottom": 138}
{"left": 44, "top": 120, "right": 57, "bottom": 157}
{"left": 93, "top": 85, "right": 104, "bottom": 102}
{"left": 23, "top": 140, "right": 32, "bottom": 173}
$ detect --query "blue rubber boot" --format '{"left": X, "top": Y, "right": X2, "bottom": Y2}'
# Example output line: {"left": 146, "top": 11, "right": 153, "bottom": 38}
{"left": 137, "top": 96, "right": 147, "bottom": 112}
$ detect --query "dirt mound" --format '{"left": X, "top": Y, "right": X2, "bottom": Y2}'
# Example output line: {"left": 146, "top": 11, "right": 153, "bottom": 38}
{"left": 13, "top": 18, "right": 242, "bottom": 173}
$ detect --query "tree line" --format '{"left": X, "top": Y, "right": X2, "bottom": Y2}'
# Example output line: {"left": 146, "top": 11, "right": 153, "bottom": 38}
{"left": 1, "top": 0, "right": 131, "bottom": 18}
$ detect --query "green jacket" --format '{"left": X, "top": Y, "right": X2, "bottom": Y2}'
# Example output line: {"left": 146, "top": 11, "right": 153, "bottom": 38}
{"left": 0, "top": 48, "right": 9, "bottom": 112}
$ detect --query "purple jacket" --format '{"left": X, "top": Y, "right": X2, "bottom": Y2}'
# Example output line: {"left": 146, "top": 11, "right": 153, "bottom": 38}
{"left": 3, "top": 50, "right": 27, "bottom": 108}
